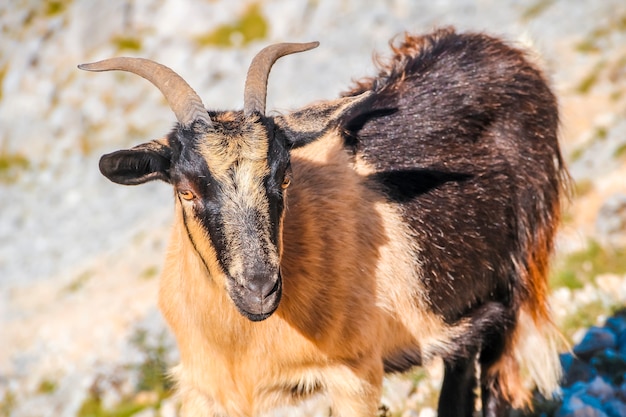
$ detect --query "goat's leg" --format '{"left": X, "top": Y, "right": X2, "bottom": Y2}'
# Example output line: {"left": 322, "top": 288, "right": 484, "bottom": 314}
{"left": 437, "top": 356, "right": 478, "bottom": 417}
{"left": 480, "top": 374, "right": 510, "bottom": 417}
{"left": 326, "top": 362, "right": 383, "bottom": 417}
{"left": 479, "top": 330, "right": 512, "bottom": 417}
{"left": 178, "top": 387, "right": 228, "bottom": 417}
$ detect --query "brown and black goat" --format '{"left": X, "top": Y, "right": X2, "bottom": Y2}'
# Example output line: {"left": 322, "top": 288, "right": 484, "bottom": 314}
{"left": 80, "top": 28, "right": 568, "bottom": 417}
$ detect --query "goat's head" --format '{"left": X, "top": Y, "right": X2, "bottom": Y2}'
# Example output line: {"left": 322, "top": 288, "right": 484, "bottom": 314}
{"left": 79, "top": 43, "right": 370, "bottom": 321}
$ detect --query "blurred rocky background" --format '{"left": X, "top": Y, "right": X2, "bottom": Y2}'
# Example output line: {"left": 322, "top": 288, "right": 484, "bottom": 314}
{"left": 1, "top": 0, "right": 625, "bottom": 416}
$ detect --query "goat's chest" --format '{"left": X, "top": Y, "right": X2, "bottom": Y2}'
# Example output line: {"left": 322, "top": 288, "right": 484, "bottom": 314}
{"left": 178, "top": 319, "right": 330, "bottom": 416}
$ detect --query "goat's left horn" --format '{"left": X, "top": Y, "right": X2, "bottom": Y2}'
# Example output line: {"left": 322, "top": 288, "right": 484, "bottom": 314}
{"left": 243, "top": 42, "right": 319, "bottom": 116}
{"left": 78, "top": 57, "right": 211, "bottom": 128}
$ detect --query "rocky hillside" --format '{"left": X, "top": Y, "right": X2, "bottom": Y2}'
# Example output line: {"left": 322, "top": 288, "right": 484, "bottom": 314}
{"left": 1, "top": 1, "right": 626, "bottom": 416}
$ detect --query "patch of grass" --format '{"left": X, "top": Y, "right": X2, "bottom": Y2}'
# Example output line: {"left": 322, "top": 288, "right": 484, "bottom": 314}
{"left": 593, "top": 126, "right": 608, "bottom": 141}
{"left": 0, "top": 151, "right": 30, "bottom": 184}
{"left": 568, "top": 145, "right": 586, "bottom": 163}
{"left": 560, "top": 300, "right": 617, "bottom": 342}
{"left": 575, "top": 60, "right": 606, "bottom": 94}
{"left": 37, "top": 378, "right": 58, "bottom": 394}
{"left": 129, "top": 329, "right": 174, "bottom": 395}
{"left": 575, "top": 12, "right": 626, "bottom": 53}
{"left": 140, "top": 266, "right": 159, "bottom": 280}
{"left": 521, "top": 0, "right": 555, "bottom": 21}
{"left": 64, "top": 270, "right": 92, "bottom": 293}
{"left": 0, "top": 389, "right": 17, "bottom": 417}
{"left": 45, "top": 0, "right": 70, "bottom": 16}
{"left": 550, "top": 239, "right": 626, "bottom": 290}
{"left": 609, "top": 89, "right": 623, "bottom": 102}
{"left": 77, "top": 396, "right": 146, "bottom": 417}
{"left": 77, "top": 329, "right": 174, "bottom": 417}
{"left": 196, "top": 3, "right": 268, "bottom": 47}
{"left": 551, "top": 269, "right": 584, "bottom": 291}
{"left": 614, "top": 143, "right": 626, "bottom": 159}
{"left": 0, "top": 65, "right": 7, "bottom": 102}
{"left": 112, "top": 36, "right": 142, "bottom": 52}
{"left": 567, "top": 126, "right": 610, "bottom": 163}
{"left": 573, "top": 178, "right": 594, "bottom": 198}
{"left": 575, "top": 39, "right": 600, "bottom": 54}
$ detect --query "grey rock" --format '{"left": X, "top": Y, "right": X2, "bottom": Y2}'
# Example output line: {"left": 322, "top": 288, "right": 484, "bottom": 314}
{"left": 563, "top": 358, "right": 598, "bottom": 387}
{"left": 579, "top": 393, "right": 604, "bottom": 410}
{"left": 603, "top": 399, "right": 626, "bottom": 417}
{"left": 605, "top": 317, "right": 626, "bottom": 336}
{"left": 574, "top": 327, "right": 618, "bottom": 360}
{"left": 556, "top": 395, "right": 586, "bottom": 417}
{"left": 616, "top": 381, "right": 626, "bottom": 402}
{"left": 586, "top": 376, "right": 615, "bottom": 402}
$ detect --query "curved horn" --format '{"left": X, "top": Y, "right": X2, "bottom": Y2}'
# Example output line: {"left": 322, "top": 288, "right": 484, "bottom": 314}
{"left": 243, "top": 42, "right": 319, "bottom": 116}
{"left": 78, "top": 57, "right": 210, "bottom": 128}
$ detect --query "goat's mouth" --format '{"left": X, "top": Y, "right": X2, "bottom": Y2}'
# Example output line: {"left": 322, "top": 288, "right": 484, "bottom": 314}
{"left": 229, "top": 276, "right": 282, "bottom": 322}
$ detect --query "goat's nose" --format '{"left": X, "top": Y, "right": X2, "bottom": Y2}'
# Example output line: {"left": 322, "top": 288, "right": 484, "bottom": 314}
{"left": 245, "top": 276, "right": 279, "bottom": 300}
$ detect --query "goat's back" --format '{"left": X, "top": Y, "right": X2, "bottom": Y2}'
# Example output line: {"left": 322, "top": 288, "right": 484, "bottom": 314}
{"left": 343, "top": 28, "right": 565, "bottom": 324}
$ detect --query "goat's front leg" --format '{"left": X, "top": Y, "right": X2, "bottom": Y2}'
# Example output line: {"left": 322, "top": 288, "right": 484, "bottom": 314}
{"left": 325, "top": 361, "right": 384, "bottom": 417}
{"left": 178, "top": 386, "right": 228, "bottom": 417}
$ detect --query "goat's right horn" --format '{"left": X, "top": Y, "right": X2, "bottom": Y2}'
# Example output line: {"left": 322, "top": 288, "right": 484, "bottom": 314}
{"left": 78, "top": 57, "right": 210, "bottom": 128}
{"left": 243, "top": 42, "right": 319, "bottom": 116}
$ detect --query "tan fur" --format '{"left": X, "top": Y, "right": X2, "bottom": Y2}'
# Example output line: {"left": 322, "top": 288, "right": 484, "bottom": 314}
{"left": 195, "top": 114, "right": 277, "bottom": 282}
{"left": 159, "top": 132, "right": 471, "bottom": 416}
{"left": 485, "top": 307, "right": 561, "bottom": 409}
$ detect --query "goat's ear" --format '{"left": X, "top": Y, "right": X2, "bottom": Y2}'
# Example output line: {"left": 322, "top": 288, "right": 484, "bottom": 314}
{"left": 99, "top": 139, "right": 172, "bottom": 185}
{"left": 276, "top": 92, "right": 373, "bottom": 148}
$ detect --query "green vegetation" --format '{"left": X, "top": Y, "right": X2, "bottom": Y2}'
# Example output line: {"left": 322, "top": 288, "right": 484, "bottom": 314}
{"left": 521, "top": 0, "right": 556, "bottom": 21}
{"left": 614, "top": 142, "right": 626, "bottom": 159}
{"left": 560, "top": 300, "right": 617, "bottom": 341}
{"left": 0, "top": 389, "right": 16, "bottom": 417}
{"left": 575, "top": 60, "right": 605, "bottom": 94}
{"left": 0, "top": 151, "right": 30, "bottom": 184}
{"left": 0, "top": 65, "right": 7, "bottom": 102}
{"left": 568, "top": 146, "right": 585, "bottom": 163}
{"left": 44, "top": 0, "right": 71, "bottom": 16}
{"left": 112, "top": 36, "right": 142, "bottom": 52}
{"left": 129, "top": 329, "right": 173, "bottom": 395}
{"left": 77, "top": 328, "right": 174, "bottom": 417}
{"left": 77, "top": 396, "right": 146, "bottom": 417}
{"left": 37, "top": 378, "right": 58, "bottom": 394}
{"left": 551, "top": 239, "right": 626, "bottom": 290}
{"left": 196, "top": 3, "right": 268, "bottom": 47}
{"left": 140, "top": 266, "right": 159, "bottom": 280}
{"left": 573, "top": 178, "right": 594, "bottom": 198}
{"left": 567, "top": 125, "right": 610, "bottom": 163}
{"left": 64, "top": 270, "right": 93, "bottom": 293}
{"left": 575, "top": 12, "right": 626, "bottom": 53}
{"left": 550, "top": 239, "right": 626, "bottom": 341}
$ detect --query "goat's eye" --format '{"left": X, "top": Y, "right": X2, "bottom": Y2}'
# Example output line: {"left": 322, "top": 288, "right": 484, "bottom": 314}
{"left": 281, "top": 177, "right": 291, "bottom": 189}
{"left": 179, "top": 190, "right": 196, "bottom": 201}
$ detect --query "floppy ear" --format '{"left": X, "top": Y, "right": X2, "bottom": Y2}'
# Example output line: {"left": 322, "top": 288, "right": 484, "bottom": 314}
{"left": 275, "top": 91, "right": 373, "bottom": 148}
{"left": 99, "top": 139, "right": 172, "bottom": 185}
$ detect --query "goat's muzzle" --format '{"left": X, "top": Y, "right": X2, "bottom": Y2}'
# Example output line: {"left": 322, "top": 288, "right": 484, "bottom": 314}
{"left": 229, "top": 271, "right": 282, "bottom": 321}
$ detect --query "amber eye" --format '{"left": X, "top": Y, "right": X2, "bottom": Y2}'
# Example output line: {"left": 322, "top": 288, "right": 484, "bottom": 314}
{"left": 281, "top": 177, "right": 291, "bottom": 189}
{"left": 179, "top": 190, "right": 196, "bottom": 201}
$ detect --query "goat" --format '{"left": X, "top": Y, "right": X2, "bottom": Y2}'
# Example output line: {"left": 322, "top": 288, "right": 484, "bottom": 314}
{"left": 79, "top": 27, "right": 568, "bottom": 417}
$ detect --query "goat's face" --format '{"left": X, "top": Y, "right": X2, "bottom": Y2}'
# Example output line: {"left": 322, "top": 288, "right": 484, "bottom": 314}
{"left": 98, "top": 113, "right": 289, "bottom": 321}
{"left": 80, "top": 42, "right": 370, "bottom": 321}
